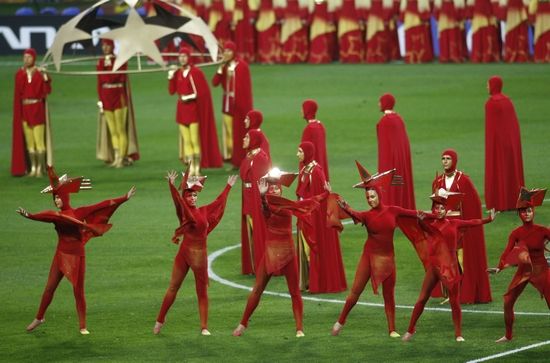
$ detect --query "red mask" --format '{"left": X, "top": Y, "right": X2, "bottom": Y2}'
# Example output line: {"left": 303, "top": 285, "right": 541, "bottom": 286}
{"left": 441, "top": 148, "right": 458, "bottom": 173}
{"left": 299, "top": 141, "right": 315, "bottom": 164}
{"left": 246, "top": 110, "right": 263, "bottom": 129}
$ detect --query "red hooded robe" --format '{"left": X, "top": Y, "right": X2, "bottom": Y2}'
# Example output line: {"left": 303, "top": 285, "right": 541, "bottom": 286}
{"left": 300, "top": 100, "right": 330, "bottom": 181}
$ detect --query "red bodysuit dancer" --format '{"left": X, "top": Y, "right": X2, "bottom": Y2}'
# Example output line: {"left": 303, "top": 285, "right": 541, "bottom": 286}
{"left": 20, "top": 166, "right": 135, "bottom": 334}
{"left": 154, "top": 169, "right": 237, "bottom": 336}
{"left": 402, "top": 192, "right": 495, "bottom": 342}
{"left": 331, "top": 166, "right": 423, "bottom": 338}
{"left": 490, "top": 188, "right": 550, "bottom": 343}
{"left": 233, "top": 171, "right": 321, "bottom": 338}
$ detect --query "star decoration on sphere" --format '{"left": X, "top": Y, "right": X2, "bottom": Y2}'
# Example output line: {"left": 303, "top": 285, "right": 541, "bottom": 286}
{"left": 100, "top": 7, "right": 177, "bottom": 71}
{"left": 75, "top": 7, "right": 123, "bottom": 50}
{"left": 176, "top": 21, "right": 218, "bottom": 61}
{"left": 144, "top": 3, "right": 191, "bottom": 29}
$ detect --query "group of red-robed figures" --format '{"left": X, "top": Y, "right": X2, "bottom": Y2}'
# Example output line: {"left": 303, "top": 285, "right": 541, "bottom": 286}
{"left": 144, "top": 0, "right": 550, "bottom": 63}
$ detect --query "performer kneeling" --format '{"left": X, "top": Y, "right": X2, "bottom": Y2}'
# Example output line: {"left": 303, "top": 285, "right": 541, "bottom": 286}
{"left": 20, "top": 166, "right": 135, "bottom": 334}
{"left": 154, "top": 168, "right": 237, "bottom": 336}
{"left": 233, "top": 170, "right": 324, "bottom": 338}
{"left": 489, "top": 187, "right": 550, "bottom": 343}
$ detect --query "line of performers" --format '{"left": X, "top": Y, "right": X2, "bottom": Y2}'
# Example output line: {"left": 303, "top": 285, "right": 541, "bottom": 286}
{"left": 144, "top": 0, "right": 550, "bottom": 63}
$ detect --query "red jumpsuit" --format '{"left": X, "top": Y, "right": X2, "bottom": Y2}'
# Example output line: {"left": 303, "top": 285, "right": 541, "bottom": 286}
{"left": 497, "top": 222, "right": 550, "bottom": 340}
{"left": 24, "top": 195, "right": 129, "bottom": 329}
{"left": 407, "top": 216, "right": 492, "bottom": 337}
{"left": 156, "top": 181, "right": 232, "bottom": 329}
{"left": 337, "top": 202, "right": 419, "bottom": 333}
{"left": 170, "top": 66, "right": 199, "bottom": 125}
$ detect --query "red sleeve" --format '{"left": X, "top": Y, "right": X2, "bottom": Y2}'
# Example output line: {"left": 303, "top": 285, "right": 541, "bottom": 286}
{"left": 168, "top": 70, "right": 178, "bottom": 95}
{"left": 453, "top": 217, "right": 492, "bottom": 229}
{"left": 212, "top": 66, "right": 224, "bottom": 86}
{"left": 96, "top": 60, "right": 103, "bottom": 99}
{"left": 498, "top": 231, "right": 518, "bottom": 269}
{"left": 204, "top": 184, "right": 232, "bottom": 233}
{"left": 391, "top": 205, "right": 418, "bottom": 218}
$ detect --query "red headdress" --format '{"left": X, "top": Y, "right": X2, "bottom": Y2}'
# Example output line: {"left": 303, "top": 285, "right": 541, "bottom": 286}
{"left": 101, "top": 38, "right": 115, "bottom": 47}
{"left": 223, "top": 40, "right": 237, "bottom": 52}
{"left": 246, "top": 109, "right": 263, "bottom": 129}
{"left": 23, "top": 48, "right": 37, "bottom": 66}
{"left": 299, "top": 141, "right": 315, "bottom": 164}
{"left": 302, "top": 99, "right": 318, "bottom": 120}
{"left": 178, "top": 44, "right": 193, "bottom": 65}
{"left": 179, "top": 163, "right": 206, "bottom": 193}
{"left": 488, "top": 76, "right": 503, "bottom": 95}
{"left": 247, "top": 129, "right": 263, "bottom": 151}
{"left": 352, "top": 160, "right": 403, "bottom": 191}
{"left": 441, "top": 148, "right": 458, "bottom": 173}
{"left": 41, "top": 166, "right": 91, "bottom": 209}
{"left": 516, "top": 187, "right": 546, "bottom": 209}
{"left": 430, "top": 189, "right": 464, "bottom": 211}
{"left": 379, "top": 93, "right": 395, "bottom": 112}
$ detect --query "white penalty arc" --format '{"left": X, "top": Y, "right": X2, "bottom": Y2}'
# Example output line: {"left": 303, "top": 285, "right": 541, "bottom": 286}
{"left": 466, "top": 340, "right": 550, "bottom": 362}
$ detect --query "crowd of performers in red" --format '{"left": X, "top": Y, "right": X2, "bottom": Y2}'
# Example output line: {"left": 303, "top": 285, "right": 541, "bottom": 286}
{"left": 13, "top": 45, "right": 547, "bottom": 343}
{"left": 143, "top": 0, "right": 550, "bottom": 63}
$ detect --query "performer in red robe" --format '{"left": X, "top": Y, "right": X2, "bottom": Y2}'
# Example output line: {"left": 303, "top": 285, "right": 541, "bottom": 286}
{"left": 208, "top": 0, "right": 233, "bottom": 46}
{"left": 468, "top": 0, "right": 501, "bottom": 62}
{"left": 96, "top": 39, "right": 139, "bottom": 168}
{"left": 308, "top": 0, "right": 335, "bottom": 63}
{"left": 240, "top": 130, "right": 271, "bottom": 274}
{"left": 402, "top": 192, "right": 495, "bottom": 342}
{"left": 256, "top": 0, "right": 281, "bottom": 63}
{"left": 337, "top": 0, "right": 365, "bottom": 62}
{"left": 21, "top": 166, "right": 135, "bottom": 334}
{"left": 300, "top": 99, "right": 329, "bottom": 181}
{"left": 499, "top": 0, "right": 530, "bottom": 62}
{"left": 280, "top": 0, "right": 309, "bottom": 63}
{"left": 212, "top": 41, "right": 253, "bottom": 168}
{"left": 296, "top": 141, "right": 346, "bottom": 293}
{"left": 434, "top": 0, "right": 467, "bottom": 62}
{"left": 169, "top": 46, "right": 222, "bottom": 175}
{"left": 331, "top": 168, "right": 423, "bottom": 337}
{"left": 489, "top": 188, "right": 550, "bottom": 343}
{"left": 400, "top": 0, "right": 434, "bottom": 63}
{"left": 363, "top": 0, "right": 401, "bottom": 63}
{"left": 233, "top": 171, "right": 320, "bottom": 338}
{"left": 433, "top": 149, "right": 492, "bottom": 303}
{"left": 245, "top": 109, "right": 271, "bottom": 158}
{"left": 529, "top": 0, "right": 550, "bottom": 62}
{"left": 154, "top": 168, "right": 236, "bottom": 336}
{"left": 232, "top": 0, "right": 257, "bottom": 62}
{"left": 12, "top": 48, "right": 53, "bottom": 177}
{"left": 484, "top": 76, "right": 525, "bottom": 212}
{"left": 376, "top": 93, "right": 416, "bottom": 210}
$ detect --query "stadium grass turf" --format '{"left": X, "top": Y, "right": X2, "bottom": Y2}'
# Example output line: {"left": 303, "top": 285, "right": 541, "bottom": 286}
{"left": 0, "top": 59, "right": 549, "bottom": 362}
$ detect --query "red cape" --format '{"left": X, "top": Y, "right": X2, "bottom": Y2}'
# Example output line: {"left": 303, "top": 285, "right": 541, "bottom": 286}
{"left": 11, "top": 69, "right": 26, "bottom": 176}
{"left": 301, "top": 121, "right": 330, "bottom": 181}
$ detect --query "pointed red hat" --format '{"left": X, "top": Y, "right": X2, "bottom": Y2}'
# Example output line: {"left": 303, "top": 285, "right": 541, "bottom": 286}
{"left": 179, "top": 163, "right": 207, "bottom": 192}
{"left": 516, "top": 187, "right": 546, "bottom": 209}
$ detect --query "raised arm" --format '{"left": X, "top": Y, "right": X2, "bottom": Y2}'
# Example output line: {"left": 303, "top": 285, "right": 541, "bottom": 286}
{"left": 337, "top": 199, "right": 364, "bottom": 225}
{"left": 204, "top": 175, "right": 238, "bottom": 233}
{"left": 454, "top": 209, "right": 496, "bottom": 229}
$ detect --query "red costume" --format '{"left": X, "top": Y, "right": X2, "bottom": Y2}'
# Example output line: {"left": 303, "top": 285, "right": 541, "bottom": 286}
{"left": 308, "top": 0, "right": 336, "bottom": 64}
{"left": 208, "top": 0, "right": 233, "bottom": 47}
{"left": 280, "top": 0, "right": 309, "bottom": 63}
{"left": 240, "top": 130, "right": 271, "bottom": 274}
{"left": 530, "top": 0, "right": 550, "bottom": 62}
{"left": 400, "top": 0, "right": 434, "bottom": 63}
{"left": 377, "top": 93, "right": 416, "bottom": 210}
{"left": 212, "top": 42, "right": 253, "bottom": 168}
{"left": 233, "top": 0, "right": 257, "bottom": 62}
{"left": 156, "top": 170, "right": 233, "bottom": 331}
{"left": 338, "top": 0, "right": 365, "bottom": 62}
{"left": 499, "top": 0, "right": 530, "bottom": 62}
{"left": 495, "top": 189, "right": 549, "bottom": 340}
{"left": 300, "top": 100, "right": 330, "bottom": 181}
{"left": 256, "top": 0, "right": 281, "bottom": 63}
{"left": 12, "top": 48, "right": 53, "bottom": 176}
{"left": 296, "top": 141, "right": 347, "bottom": 293}
{"left": 363, "top": 0, "right": 401, "bottom": 63}
{"left": 434, "top": 0, "right": 467, "bottom": 62}
{"left": 484, "top": 76, "right": 524, "bottom": 212}
{"left": 469, "top": 0, "right": 501, "bottom": 62}
{"left": 21, "top": 166, "right": 131, "bottom": 331}
{"left": 246, "top": 109, "right": 271, "bottom": 158}
{"left": 433, "top": 149, "right": 492, "bottom": 303}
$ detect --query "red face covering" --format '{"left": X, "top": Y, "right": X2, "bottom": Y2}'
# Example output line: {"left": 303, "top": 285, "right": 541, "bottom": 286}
{"left": 247, "top": 129, "right": 263, "bottom": 150}
{"left": 366, "top": 186, "right": 384, "bottom": 208}
{"left": 53, "top": 191, "right": 71, "bottom": 210}
{"left": 24, "top": 48, "right": 37, "bottom": 66}
{"left": 441, "top": 148, "right": 458, "bottom": 173}
{"left": 488, "top": 76, "right": 503, "bottom": 95}
{"left": 302, "top": 99, "right": 318, "bottom": 120}
{"left": 379, "top": 93, "right": 395, "bottom": 112}
{"left": 246, "top": 110, "right": 263, "bottom": 129}
{"left": 299, "top": 141, "right": 315, "bottom": 164}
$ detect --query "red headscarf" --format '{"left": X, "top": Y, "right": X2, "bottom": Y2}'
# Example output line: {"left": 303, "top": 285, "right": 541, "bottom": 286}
{"left": 299, "top": 141, "right": 315, "bottom": 164}
{"left": 441, "top": 148, "right": 458, "bottom": 173}
{"left": 247, "top": 129, "right": 263, "bottom": 150}
{"left": 224, "top": 40, "right": 236, "bottom": 52}
{"left": 178, "top": 45, "right": 193, "bottom": 65}
{"left": 302, "top": 99, "right": 318, "bottom": 120}
{"left": 246, "top": 109, "right": 263, "bottom": 129}
{"left": 101, "top": 39, "right": 114, "bottom": 47}
{"left": 23, "top": 48, "right": 37, "bottom": 66}
{"left": 488, "top": 76, "right": 503, "bottom": 95}
{"left": 379, "top": 93, "right": 395, "bottom": 112}
{"left": 366, "top": 185, "right": 384, "bottom": 208}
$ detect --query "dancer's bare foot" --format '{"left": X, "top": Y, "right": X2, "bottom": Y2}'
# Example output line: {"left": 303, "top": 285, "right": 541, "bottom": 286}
{"left": 456, "top": 336, "right": 465, "bottom": 342}
{"left": 296, "top": 330, "right": 305, "bottom": 338}
{"left": 331, "top": 322, "right": 343, "bottom": 336}
{"left": 496, "top": 336, "right": 511, "bottom": 343}
{"left": 153, "top": 321, "right": 163, "bottom": 335}
{"left": 201, "top": 329, "right": 211, "bottom": 336}
{"left": 232, "top": 324, "right": 246, "bottom": 337}
{"left": 402, "top": 332, "right": 414, "bottom": 341}
{"left": 79, "top": 328, "right": 90, "bottom": 335}
{"left": 26, "top": 318, "right": 45, "bottom": 331}
{"left": 390, "top": 331, "right": 401, "bottom": 338}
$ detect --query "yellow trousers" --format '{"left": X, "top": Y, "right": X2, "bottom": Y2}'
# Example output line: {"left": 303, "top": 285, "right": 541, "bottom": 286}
{"left": 104, "top": 107, "right": 128, "bottom": 156}
{"left": 223, "top": 114, "right": 233, "bottom": 158}
{"left": 179, "top": 123, "right": 201, "bottom": 157}
{"left": 22, "top": 122, "right": 45, "bottom": 153}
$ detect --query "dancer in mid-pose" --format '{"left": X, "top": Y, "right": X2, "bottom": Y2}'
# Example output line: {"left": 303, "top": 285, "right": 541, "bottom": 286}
{"left": 489, "top": 187, "right": 549, "bottom": 343}
{"left": 19, "top": 166, "right": 135, "bottom": 334}
{"left": 154, "top": 168, "right": 237, "bottom": 336}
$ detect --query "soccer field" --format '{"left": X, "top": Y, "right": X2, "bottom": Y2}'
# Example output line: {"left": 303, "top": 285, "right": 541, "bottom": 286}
{"left": 0, "top": 60, "right": 549, "bottom": 362}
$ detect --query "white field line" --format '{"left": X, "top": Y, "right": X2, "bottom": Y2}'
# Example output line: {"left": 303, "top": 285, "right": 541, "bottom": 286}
{"left": 207, "top": 243, "right": 550, "bottom": 316}
{"left": 466, "top": 340, "right": 550, "bottom": 363}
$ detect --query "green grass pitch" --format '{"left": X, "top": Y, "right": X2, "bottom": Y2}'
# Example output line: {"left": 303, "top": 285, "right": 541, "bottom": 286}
{"left": 0, "top": 59, "right": 549, "bottom": 362}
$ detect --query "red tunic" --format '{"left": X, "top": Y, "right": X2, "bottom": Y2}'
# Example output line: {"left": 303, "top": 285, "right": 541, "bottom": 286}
{"left": 308, "top": 0, "right": 335, "bottom": 64}
{"left": 97, "top": 57, "right": 128, "bottom": 111}
{"left": 435, "top": 0, "right": 467, "bottom": 63}
{"left": 256, "top": 0, "right": 281, "bottom": 63}
{"left": 212, "top": 58, "right": 253, "bottom": 168}
{"left": 484, "top": 89, "right": 525, "bottom": 211}
{"left": 501, "top": 0, "right": 530, "bottom": 62}
{"left": 301, "top": 120, "right": 330, "bottom": 181}
{"left": 208, "top": 0, "right": 233, "bottom": 46}
{"left": 170, "top": 67, "right": 199, "bottom": 125}
{"left": 469, "top": 0, "right": 501, "bottom": 62}
{"left": 376, "top": 111, "right": 416, "bottom": 210}
{"left": 280, "top": 0, "right": 309, "bottom": 63}
{"left": 364, "top": 0, "right": 401, "bottom": 63}
{"left": 233, "top": 0, "right": 256, "bottom": 62}
{"left": 532, "top": 0, "right": 550, "bottom": 62}
{"left": 401, "top": 0, "right": 434, "bottom": 63}
{"left": 337, "top": 0, "right": 365, "bottom": 63}
{"left": 297, "top": 161, "right": 347, "bottom": 293}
